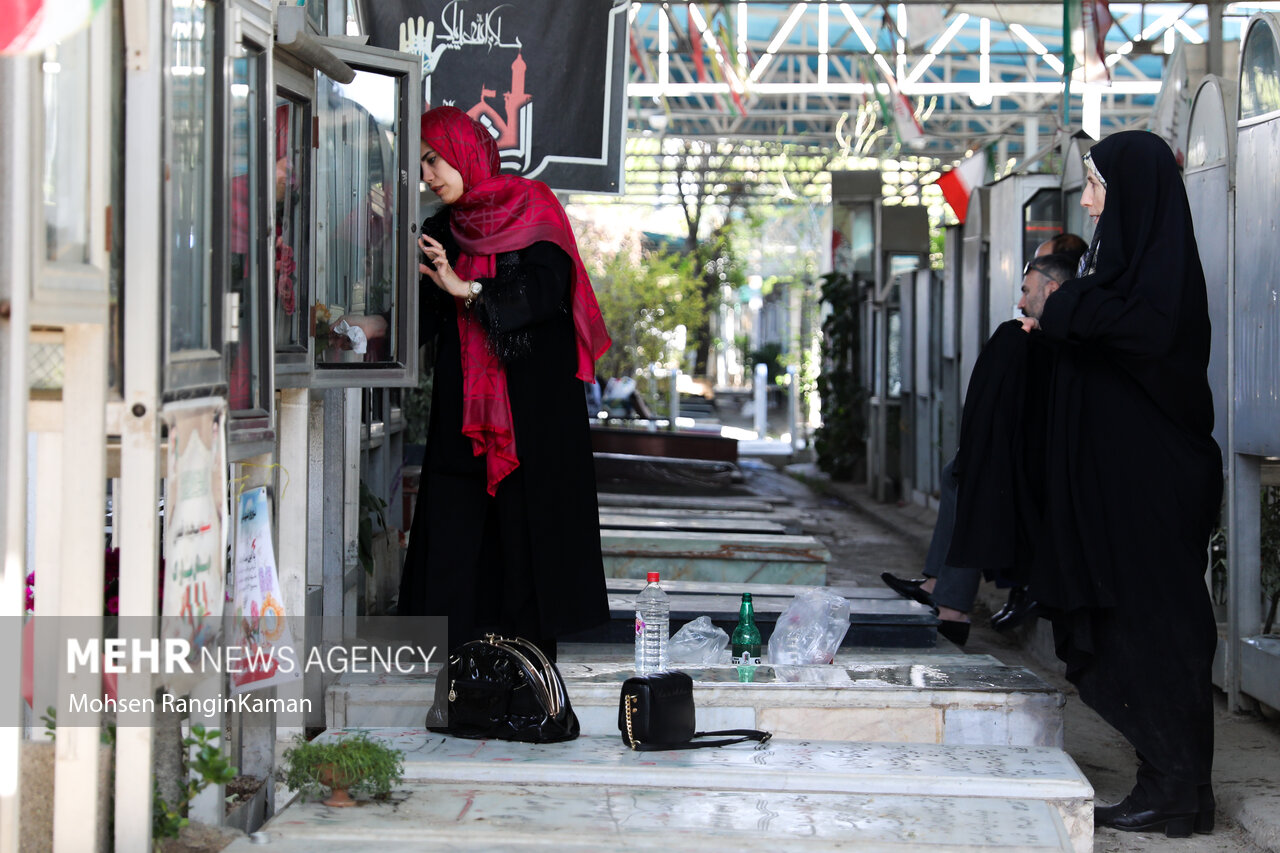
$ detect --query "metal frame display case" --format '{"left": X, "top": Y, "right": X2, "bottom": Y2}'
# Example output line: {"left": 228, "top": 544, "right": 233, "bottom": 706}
{"left": 163, "top": 0, "right": 225, "bottom": 395}
{"left": 309, "top": 39, "right": 420, "bottom": 389}
{"left": 217, "top": 0, "right": 277, "bottom": 456}
{"left": 27, "top": 2, "right": 114, "bottom": 326}
{"left": 271, "top": 57, "right": 317, "bottom": 385}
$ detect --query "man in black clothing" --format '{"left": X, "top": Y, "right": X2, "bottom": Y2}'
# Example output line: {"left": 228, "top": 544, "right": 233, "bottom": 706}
{"left": 881, "top": 245, "right": 1081, "bottom": 644}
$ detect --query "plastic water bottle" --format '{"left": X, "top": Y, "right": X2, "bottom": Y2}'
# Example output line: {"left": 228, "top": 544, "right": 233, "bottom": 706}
{"left": 634, "top": 571, "right": 669, "bottom": 675}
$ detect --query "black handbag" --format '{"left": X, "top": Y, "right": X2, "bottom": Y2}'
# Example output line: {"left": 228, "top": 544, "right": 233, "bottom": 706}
{"left": 618, "top": 671, "right": 772, "bottom": 751}
{"left": 426, "top": 634, "right": 579, "bottom": 743}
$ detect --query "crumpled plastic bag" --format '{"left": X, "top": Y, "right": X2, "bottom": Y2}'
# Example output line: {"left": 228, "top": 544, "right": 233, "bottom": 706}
{"left": 767, "top": 588, "right": 851, "bottom": 665}
{"left": 331, "top": 319, "right": 368, "bottom": 354}
{"left": 669, "top": 615, "right": 731, "bottom": 665}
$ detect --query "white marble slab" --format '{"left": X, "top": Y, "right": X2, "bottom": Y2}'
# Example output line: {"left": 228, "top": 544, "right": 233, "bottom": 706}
{"left": 315, "top": 730, "right": 1089, "bottom": 800}
{"left": 309, "top": 730, "right": 1092, "bottom": 853}
{"left": 227, "top": 783, "right": 1075, "bottom": 852}
{"left": 327, "top": 656, "right": 1065, "bottom": 748}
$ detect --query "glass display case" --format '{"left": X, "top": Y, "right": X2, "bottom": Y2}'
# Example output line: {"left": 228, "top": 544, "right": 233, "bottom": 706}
{"left": 311, "top": 41, "right": 420, "bottom": 388}
{"left": 219, "top": 0, "right": 275, "bottom": 451}
{"left": 164, "top": 0, "right": 222, "bottom": 393}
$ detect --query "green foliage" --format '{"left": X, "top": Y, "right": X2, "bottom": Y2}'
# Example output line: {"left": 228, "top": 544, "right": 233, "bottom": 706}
{"left": 39, "top": 706, "right": 115, "bottom": 744}
{"left": 591, "top": 248, "right": 705, "bottom": 389}
{"left": 357, "top": 481, "right": 389, "bottom": 576}
{"left": 279, "top": 733, "right": 404, "bottom": 801}
{"left": 813, "top": 271, "right": 868, "bottom": 480}
{"left": 749, "top": 342, "right": 785, "bottom": 384}
{"left": 153, "top": 724, "right": 238, "bottom": 847}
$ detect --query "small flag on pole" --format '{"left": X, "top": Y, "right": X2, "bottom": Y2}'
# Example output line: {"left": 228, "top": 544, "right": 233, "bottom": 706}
{"left": 1064, "top": 0, "right": 1113, "bottom": 84}
{"left": 936, "top": 154, "right": 987, "bottom": 224}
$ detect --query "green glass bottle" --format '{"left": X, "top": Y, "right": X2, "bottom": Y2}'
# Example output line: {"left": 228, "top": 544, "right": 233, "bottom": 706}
{"left": 731, "top": 592, "right": 762, "bottom": 665}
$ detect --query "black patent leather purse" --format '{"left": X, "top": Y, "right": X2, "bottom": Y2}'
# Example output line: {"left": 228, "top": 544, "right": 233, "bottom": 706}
{"left": 426, "top": 634, "right": 579, "bottom": 743}
{"left": 618, "top": 671, "right": 772, "bottom": 751}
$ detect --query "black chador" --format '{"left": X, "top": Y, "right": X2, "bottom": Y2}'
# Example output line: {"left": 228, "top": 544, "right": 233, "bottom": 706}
{"left": 1035, "top": 131, "right": 1221, "bottom": 815}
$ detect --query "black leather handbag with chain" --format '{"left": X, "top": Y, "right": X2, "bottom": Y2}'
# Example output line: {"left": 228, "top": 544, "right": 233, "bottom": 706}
{"left": 618, "top": 671, "right": 772, "bottom": 751}
{"left": 426, "top": 634, "right": 579, "bottom": 743}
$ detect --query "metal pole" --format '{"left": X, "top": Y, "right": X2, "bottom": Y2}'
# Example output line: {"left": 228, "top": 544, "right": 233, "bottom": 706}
{"left": 669, "top": 368, "right": 680, "bottom": 431}
{"left": 0, "top": 49, "right": 33, "bottom": 853}
{"left": 116, "top": 0, "right": 164, "bottom": 844}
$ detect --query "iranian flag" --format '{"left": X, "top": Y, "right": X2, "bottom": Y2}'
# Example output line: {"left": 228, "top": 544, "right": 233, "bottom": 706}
{"left": 1064, "top": 0, "right": 1113, "bottom": 83}
{"left": 936, "top": 154, "right": 986, "bottom": 224}
{"left": 1, "top": 0, "right": 106, "bottom": 55}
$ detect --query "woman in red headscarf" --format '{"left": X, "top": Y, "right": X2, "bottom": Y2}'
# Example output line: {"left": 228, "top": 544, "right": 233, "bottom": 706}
{"left": 398, "top": 106, "right": 612, "bottom": 661}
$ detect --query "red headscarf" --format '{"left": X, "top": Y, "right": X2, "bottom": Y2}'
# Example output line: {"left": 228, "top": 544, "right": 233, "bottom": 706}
{"left": 420, "top": 106, "right": 611, "bottom": 495}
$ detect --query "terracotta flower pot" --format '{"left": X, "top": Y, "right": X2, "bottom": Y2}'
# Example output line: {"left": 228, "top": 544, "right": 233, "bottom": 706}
{"left": 315, "top": 764, "right": 357, "bottom": 808}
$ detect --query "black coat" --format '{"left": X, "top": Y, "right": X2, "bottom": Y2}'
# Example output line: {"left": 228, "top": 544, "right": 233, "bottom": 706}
{"left": 398, "top": 211, "right": 609, "bottom": 648}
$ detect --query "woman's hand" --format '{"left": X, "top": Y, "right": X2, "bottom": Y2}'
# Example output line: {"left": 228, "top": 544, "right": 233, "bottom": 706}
{"left": 418, "top": 234, "right": 471, "bottom": 299}
{"left": 1018, "top": 317, "right": 1039, "bottom": 333}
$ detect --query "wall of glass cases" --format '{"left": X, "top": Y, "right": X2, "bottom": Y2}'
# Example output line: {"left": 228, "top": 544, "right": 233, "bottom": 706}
{"left": 311, "top": 42, "right": 419, "bottom": 388}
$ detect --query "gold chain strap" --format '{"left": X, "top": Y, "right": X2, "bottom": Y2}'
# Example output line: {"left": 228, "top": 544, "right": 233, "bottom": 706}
{"left": 623, "top": 694, "right": 639, "bottom": 750}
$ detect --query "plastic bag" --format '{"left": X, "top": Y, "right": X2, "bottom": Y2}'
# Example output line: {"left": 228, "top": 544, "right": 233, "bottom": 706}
{"left": 767, "top": 589, "right": 851, "bottom": 665}
{"left": 668, "top": 616, "right": 731, "bottom": 665}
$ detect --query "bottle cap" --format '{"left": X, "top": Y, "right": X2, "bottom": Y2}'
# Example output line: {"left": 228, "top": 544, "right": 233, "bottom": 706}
{"left": 647, "top": 572, "right": 660, "bottom": 583}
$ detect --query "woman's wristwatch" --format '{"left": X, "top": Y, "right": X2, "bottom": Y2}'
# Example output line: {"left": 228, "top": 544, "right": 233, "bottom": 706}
{"left": 464, "top": 280, "right": 483, "bottom": 309}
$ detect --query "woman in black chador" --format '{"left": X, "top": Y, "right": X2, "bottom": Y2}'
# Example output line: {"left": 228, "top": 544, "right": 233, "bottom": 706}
{"left": 1024, "top": 131, "right": 1223, "bottom": 837}
{"left": 397, "top": 106, "right": 612, "bottom": 661}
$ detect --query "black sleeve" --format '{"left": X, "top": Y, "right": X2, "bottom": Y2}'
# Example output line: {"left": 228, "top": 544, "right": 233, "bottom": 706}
{"left": 472, "top": 241, "right": 571, "bottom": 362}
{"left": 418, "top": 210, "right": 460, "bottom": 346}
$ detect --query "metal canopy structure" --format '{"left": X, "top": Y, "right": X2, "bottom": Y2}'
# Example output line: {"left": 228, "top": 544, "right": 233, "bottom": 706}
{"left": 622, "top": 2, "right": 1258, "bottom": 176}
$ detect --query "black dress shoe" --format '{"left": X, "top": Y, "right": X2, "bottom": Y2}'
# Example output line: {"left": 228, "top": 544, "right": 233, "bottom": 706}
{"left": 990, "top": 587, "right": 1041, "bottom": 632}
{"left": 1093, "top": 798, "right": 1130, "bottom": 825}
{"left": 880, "top": 572, "right": 937, "bottom": 610}
{"left": 937, "top": 618, "right": 970, "bottom": 647}
{"left": 1096, "top": 799, "right": 1197, "bottom": 838}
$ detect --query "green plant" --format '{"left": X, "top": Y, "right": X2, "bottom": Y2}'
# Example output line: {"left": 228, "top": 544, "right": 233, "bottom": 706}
{"left": 590, "top": 248, "right": 705, "bottom": 385}
{"left": 748, "top": 342, "right": 785, "bottom": 385}
{"left": 39, "top": 706, "right": 116, "bottom": 745}
{"left": 813, "top": 270, "right": 868, "bottom": 480}
{"left": 357, "top": 481, "right": 389, "bottom": 576}
{"left": 279, "top": 733, "right": 404, "bottom": 801}
{"left": 153, "top": 724, "right": 237, "bottom": 847}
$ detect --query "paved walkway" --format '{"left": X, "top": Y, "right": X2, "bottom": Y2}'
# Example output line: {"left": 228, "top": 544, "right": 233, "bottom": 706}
{"left": 767, "top": 461, "right": 1280, "bottom": 853}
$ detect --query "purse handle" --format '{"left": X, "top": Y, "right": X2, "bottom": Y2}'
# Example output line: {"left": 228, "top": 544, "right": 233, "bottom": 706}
{"left": 622, "top": 694, "right": 772, "bottom": 751}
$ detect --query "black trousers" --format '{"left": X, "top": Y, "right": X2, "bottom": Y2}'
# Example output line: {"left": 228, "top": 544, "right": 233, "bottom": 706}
{"left": 923, "top": 458, "right": 984, "bottom": 613}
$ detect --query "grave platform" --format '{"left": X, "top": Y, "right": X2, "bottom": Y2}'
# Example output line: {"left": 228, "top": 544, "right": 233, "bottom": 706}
{"left": 601, "top": 529, "right": 830, "bottom": 586}
{"left": 566, "top": 579, "right": 938, "bottom": 648}
{"left": 326, "top": 650, "right": 1064, "bottom": 749}
{"left": 233, "top": 731, "right": 1090, "bottom": 853}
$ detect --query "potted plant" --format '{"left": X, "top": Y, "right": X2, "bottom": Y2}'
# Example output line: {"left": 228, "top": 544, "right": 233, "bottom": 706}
{"left": 279, "top": 733, "right": 404, "bottom": 807}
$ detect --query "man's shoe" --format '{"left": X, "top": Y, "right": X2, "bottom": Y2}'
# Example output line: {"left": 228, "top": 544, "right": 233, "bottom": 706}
{"left": 991, "top": 587, "right": 1040, "bottom": 631}
{"left": 1093, "top": 799, "right": 1130, "bottom": 826}
{"left": 880, "top": 572, "right": 937, "bottom": 610}
{"left": 1096, "top": 798, "right": 1196, "bottom": 838}
{"left": 937, "top": 619, "right": 970, "bottom": 647}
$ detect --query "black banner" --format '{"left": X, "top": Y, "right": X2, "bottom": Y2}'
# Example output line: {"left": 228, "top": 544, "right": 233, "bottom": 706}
{"left": 361, "top": 0, "right": 627, "bottom": 193}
